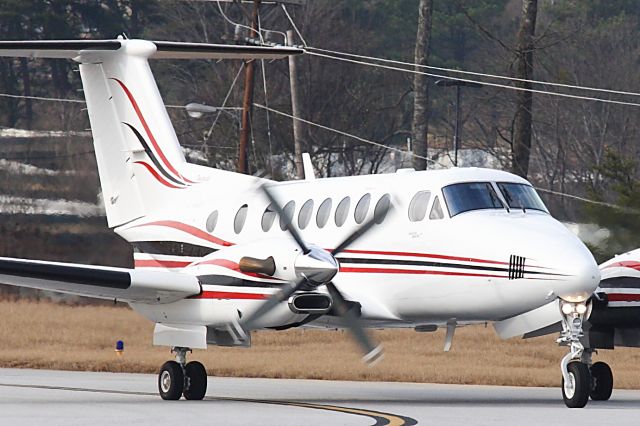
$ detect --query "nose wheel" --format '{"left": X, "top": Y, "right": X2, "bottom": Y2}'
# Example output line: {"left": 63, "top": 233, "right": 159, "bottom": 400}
{"left": 590, "top": 361, "right": 613, "bottom": 401}
{"left": 557, "top": 300, "right": 590, "bottom": 408}
{"left": 158, "top": 347, "right": 208, "bottom": 401}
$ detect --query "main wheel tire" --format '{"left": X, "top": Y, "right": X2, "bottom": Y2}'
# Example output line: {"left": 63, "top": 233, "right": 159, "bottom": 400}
{"left": 183, "top": 361, "right": 208, "bottom": 400}
{"left": 158, "top": 361, "right": 184, "bottom": 400}
{"left": 590, "top": 361, "right": 613, "bottom": 401}
{"left": 562, "top": 361, "right": 590, "bottom": 408}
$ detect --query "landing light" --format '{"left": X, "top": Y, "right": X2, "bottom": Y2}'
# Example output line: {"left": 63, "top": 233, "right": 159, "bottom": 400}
{"left": 576, "top": 303, "right": 588, "bottom": 315}
{"left": 561, "top": 303, "right": 574, "bottom": 315}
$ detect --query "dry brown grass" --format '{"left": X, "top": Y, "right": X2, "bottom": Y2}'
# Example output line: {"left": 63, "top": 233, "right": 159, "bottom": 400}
{"left": 1, "top": 299, "right": 640, "bottom": 388}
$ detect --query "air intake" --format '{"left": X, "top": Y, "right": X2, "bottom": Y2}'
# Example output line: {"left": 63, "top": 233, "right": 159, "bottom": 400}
{"left": 509, "top": 255, "right": 525, "bottom": 280}
{"left": 288, "top": 292, "right": 332, "bottom": 315}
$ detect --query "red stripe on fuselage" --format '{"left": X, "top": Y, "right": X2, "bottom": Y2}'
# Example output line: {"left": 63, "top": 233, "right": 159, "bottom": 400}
{"left": 190, "top": 291, "right": 269, "bottom": 300}
{"left": 131, "top": 220, "right": 234, "bottom": 247}
{"left": 604, "top": 261, "right": 640, "bottom": 271}
{"left": 607, "top": 293, "right": 640, "bottom": 302}
{"left": 339, "top": 266, "right": 507, "bottom": 279}
{"left": 134, "top": 161, "right": 183, "bottom": 189}
{"left": 134, "top": 259, "right": 192, "bottom": 268}
{"left": 111, "top": 78, "right": 183, "bottom": 180}
{"left": 338, "top": 249, "right": 509, "bottom": 266}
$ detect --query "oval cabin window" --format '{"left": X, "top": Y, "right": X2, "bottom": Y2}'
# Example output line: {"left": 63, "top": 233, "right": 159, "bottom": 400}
{"left": 298, "top": 199, "right": 314, "bottom": 230}
{"left": 206, "top": 210, "right": 218, "bottom": 232}
{"left": 374, "top": 194, "right": 391, "bottom": 224}
{"left": 316, "top": 198, "right": 332, "bottom": 228}
{"left": 354, "top": 193, "right": 371, "bottom": 224}
{"left": 234, "top": 204, "right": 248, "bottom": 234}
{"left": 335, "top": 196, "right": 351, "bottom": 227}
{"left": 280, "top": 200, "right": 296, "bottom": 230}
{"left": 408, "top": 191, "right": 431, "bottom": 222}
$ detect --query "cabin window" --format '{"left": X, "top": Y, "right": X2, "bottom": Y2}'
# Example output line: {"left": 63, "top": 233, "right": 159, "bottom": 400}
{"left": 261, "top": 204, "right": 276, "bottom": 232}
{"left": 335, "top": 196, "right": 351, "bottom": 227}
{"left": 354, "top": 193, "right": 371, "bottom": 224}
{"left": 442, "top": 182, "right": 505, "bottom": 217}
{"left": 298, "top": 199, "right": 314, "bottom": 229}
{"left": 429, "top": 196, "right": 444, "bottom": 220}
{"left": 374, "top": 194, "right": 391, "bottom": 224}
{"left": 206, "top": 210, "right": 218, "bottom": 232}
{"left": 408, "top": 191, "right": 431, "bottom": 222}
{"left": 496, "top": 182, "right": 548, "bottom": 213}
{"left": 234, "top": 204, "right": 248, "bottom": 234}
{"left": 280, "top": 200, "right": 296, "bottom": 230}
{"left": 316, "top": 198, "right": 332, "bottom": 228}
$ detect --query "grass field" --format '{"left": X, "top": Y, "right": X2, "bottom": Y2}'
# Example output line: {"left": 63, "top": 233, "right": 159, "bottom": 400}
{"left": 1, "top": 299, "right": 639, "bottom": 388}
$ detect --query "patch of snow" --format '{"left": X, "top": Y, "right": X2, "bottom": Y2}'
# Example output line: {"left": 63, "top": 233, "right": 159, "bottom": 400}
{"left": 0, "top": 195, "right": 104, "bottom": 217}
{"left": 0, "top": 128, "right": 91, "bottom": 138}
{"left": 0, "top": 159, "right": 75, "bottom": 176}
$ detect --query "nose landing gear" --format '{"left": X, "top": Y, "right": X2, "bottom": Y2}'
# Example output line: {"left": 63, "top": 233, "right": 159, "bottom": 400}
{"left": 158, "top": 347, "right": 208, "bottom": 401}
{"left": 558, "top": 300, "right": 590, "bottom": 408}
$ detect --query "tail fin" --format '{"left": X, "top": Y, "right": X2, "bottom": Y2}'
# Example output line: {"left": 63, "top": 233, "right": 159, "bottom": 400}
{"left": 0, "top": 39, "right": 302, "bottom": 227}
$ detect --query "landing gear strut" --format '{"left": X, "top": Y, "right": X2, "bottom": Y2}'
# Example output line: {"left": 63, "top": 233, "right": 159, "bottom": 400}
{"left": 158, "top": 347, "right": 208, "bottom": 400}
{"left": 558, "top": 300, "right": 590, "bottom": 408}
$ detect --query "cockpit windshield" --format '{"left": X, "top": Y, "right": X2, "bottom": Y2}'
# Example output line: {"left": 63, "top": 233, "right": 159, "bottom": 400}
{"left": 442, "top": 182, "right": 505, "bottom": 217}
{"left": 497, "top": 182, "right": 548, "bottom": 213}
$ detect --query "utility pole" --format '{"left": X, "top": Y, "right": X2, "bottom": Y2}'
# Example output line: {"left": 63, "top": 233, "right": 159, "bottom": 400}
{"left": 238, "top": 0, "right": 261, "bottom": 174}
{"left": 287, "top": 30, "right": 304, "bottom": 179}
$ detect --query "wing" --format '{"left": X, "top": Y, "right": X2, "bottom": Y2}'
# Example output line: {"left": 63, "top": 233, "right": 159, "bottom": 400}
{"left": 0, "top": 256, "right": 200, "bottom": 304}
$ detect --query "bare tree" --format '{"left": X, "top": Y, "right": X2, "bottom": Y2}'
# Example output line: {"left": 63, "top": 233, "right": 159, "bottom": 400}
{"left": 511, "top": 0, "right": 538, "bottom": 178}
{"left": 411, "top": 0, "right": 433, "bottom": 170}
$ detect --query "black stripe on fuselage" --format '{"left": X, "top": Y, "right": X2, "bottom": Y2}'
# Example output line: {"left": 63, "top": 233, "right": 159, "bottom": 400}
{"left": 122, "top": 122, "right": 185, "bottom": 186}
{"left": 198, "top": 274, "right": 282, "bottom": 288}
{"left": 336, "top": 256, "right": 562, "bottom": 276}
{"left": 0, "top": 258, "right": 131, "bottom": 289}
{"left": 600, "top": 276, "right": 640, "bottom": 289}
{"left": 133, "top": 241, "right": 217, "bottom": 258}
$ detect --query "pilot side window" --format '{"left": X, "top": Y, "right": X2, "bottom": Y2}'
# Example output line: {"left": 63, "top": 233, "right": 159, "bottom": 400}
{"left": 298, "top": 199, "right": 314, "bottom": 229}
{"left": 335, "top": 196, "right": 351, "bottom": 227}
{"left": 280, "top": 200, "right": 296, "bottom": 230}
{"left": 316, "top": 198, "right": 332, "bottom": 228}
{"left": 408, "top": 191, "right": 431, "bottom": 222}
{"left": 234, "top": 204, "right": 248, "bottom": 234}
{"left": 354, "top": 193, "right": 371, "bottom": 224}
{"left": 429, "top": 196, "right": 444, "bottom": 220}
{"left": 262, "top": 204, "right": 276, "bottom": 232}
{"left": 374, "top": 194, "right": 391, "bottom": 224}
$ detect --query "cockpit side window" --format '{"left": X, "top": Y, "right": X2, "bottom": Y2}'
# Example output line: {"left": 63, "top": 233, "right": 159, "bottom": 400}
{"left": 496, "top": 182, "right": 548, "bottom": 213}
{"left": 429, "top": 196, "right": 444, "bottom": 220}
{"left": 442, "top": 182, "right": 505, "bottom": 217}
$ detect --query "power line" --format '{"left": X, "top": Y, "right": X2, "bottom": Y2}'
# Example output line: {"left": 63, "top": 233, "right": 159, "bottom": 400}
{"left": 306, "top": 46, "right": 640, "bottom": 100}
{"left": 306, "top": 50, "right": 640, "bottom": 108}
{"left": 535, "top": 187, "right": 640, "bottom": 214}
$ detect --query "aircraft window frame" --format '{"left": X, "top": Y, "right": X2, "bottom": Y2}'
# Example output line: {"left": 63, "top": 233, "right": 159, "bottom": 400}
{"left": 442, "top": 182, "right": 505, "bottom": 217}
{"left": 496, "top": 182, "right": 549, "bottom": 213}
{"left": 429, "top": 196, "right": 444, "bottom": 220}
{"left": 279, "top": 200, "right": 296, "bottom": 231}
{"left": 234, "top": 204, "right": 248, "bottom": 234}
{"left": 374, "top": 193, "right": 391, "bottom": 224}
{"left": 408, "top": 190, "right": 431, "bottom": 222}
{"left": 298, "top": 199, "right": 314, "bottom": 229}
{"left": 354, "top": 193, "right": 371, "bottom": 224}
{"left": 261, "top": 204, "right": 277, "bottom": 232}
{"left": 316, "top": 198, "right": 332, "bottom": 228}
{"left": 206, "top": 210, "right": 219, "bottom": 233}
{"left": 335, "top": 196, "right": 351, "bottom": 227}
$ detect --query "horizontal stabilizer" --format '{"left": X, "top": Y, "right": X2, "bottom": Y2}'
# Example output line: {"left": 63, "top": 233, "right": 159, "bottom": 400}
{"left": 0, "top": 39, "right": 303, "bottom": 60}
{"left": 0, "top": 256, "right": 200, "bottom": 304}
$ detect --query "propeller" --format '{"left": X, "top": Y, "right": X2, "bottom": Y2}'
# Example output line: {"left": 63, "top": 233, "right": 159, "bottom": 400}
{"left": 239, "top": 184, "right": 389, "bottom": 365}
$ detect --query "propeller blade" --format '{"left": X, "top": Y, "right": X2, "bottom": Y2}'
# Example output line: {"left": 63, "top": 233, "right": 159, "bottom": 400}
{"left": 331, "top": 201, "right": 391, "bottom": 256}
{"left": 261, "top": 184, "right": 310, "bottom": 254}
{"left": 241, "top": 276, "right": 307, "bottom": 331}
{"left": 325, "top": 281, "right": 384, "bottom": 365}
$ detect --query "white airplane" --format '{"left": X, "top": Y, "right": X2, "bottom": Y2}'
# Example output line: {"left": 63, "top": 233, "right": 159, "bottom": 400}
{"left": 0, "top": 38, "right": 601, "bottom": 408}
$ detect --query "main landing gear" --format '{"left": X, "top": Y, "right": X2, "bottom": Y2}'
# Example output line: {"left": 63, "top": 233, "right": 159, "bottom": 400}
{"left": 158, "top": 347, "right": 208, "bottom": 400}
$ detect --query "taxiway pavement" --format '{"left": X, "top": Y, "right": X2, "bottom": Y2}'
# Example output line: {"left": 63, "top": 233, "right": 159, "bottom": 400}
{"left": 1, "top": 368, "right": 639, "bottom": 425}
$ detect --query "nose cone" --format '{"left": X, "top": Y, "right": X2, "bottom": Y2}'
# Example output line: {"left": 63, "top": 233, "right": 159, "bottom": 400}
{"left": 555, "top": 247, "right": 601, "bottom": 302}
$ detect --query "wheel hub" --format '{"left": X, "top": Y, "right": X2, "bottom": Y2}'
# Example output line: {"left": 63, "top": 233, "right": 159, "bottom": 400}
{"left": 564, "top": 372, "right": 576, "bottom": 399}
{"left": 160, "top": 370, "right": 172, "bottom": 393}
